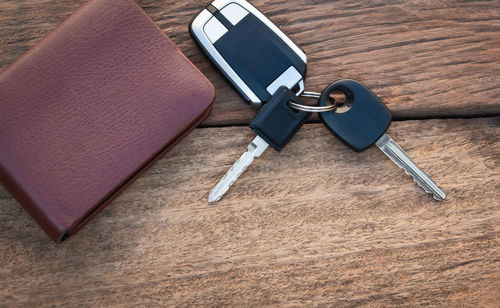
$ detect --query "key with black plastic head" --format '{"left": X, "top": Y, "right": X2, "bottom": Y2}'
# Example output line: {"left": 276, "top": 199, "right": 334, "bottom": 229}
{"left": 319, "top": 79, "right": 446, "bottom": 201}
{"left": 209, "top": 86, "right": 311, "bottom": 203}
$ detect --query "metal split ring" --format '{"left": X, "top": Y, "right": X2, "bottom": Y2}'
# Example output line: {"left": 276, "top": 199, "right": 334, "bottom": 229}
{"left": 301, "top": 91, "right": 322, "bottom": 99}
{"left": 287, "top": 91, "right": 337, "bottom": 113}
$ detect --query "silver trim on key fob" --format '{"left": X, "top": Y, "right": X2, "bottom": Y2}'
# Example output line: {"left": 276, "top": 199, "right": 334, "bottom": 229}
{"left": 191, "top": 0, "right": 307, "bottom": 105}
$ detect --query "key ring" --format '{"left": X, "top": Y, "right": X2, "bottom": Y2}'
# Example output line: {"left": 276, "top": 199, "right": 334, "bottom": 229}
{"left": 301, "top": 91, "right": 321, "bottom": 99}
{"left": 287, "top": 91, "right": 337, "bottom": 113}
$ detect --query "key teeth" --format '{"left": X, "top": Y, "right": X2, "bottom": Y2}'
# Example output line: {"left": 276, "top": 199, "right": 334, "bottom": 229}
{"left": 377, "top": 135, "right": 446, "bottom": 201}
{"left": 392, "top": 159, "right": 444, "bottom": 201}
{"left": 208, "top": 195, "right": 221, "bottom": 203}
{"left": 208, "top": 149, "right": 257, "bottom": 203}
{"left": 209, "top": 137, "right": 270, "bottom": 203}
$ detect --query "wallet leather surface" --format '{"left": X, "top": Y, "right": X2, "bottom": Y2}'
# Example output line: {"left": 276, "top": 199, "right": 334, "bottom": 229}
{"left": 0, "top": 0, "right": 215, "bottom": 242}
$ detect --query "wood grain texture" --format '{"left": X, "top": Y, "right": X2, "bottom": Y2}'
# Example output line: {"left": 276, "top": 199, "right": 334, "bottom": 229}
{"left": 1, "top": 118, "right": 498, "bottom": 307}
{"left": 0, "top": 0, "right": 499, "bottom": 126}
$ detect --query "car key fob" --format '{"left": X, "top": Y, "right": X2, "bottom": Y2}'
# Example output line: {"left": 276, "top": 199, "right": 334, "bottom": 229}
{"left": 190, "top": 0, "right": 307, "bottom": 105}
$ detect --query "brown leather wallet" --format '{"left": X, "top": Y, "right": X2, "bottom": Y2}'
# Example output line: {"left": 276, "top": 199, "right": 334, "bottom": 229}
{"left": 0, "top": 0, "right": 215, "bottom": 242}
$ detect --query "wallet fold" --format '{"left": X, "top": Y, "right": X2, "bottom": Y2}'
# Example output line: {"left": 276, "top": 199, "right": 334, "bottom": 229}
{"left": 0, "top": 0, "right": 215, "bottom": 242}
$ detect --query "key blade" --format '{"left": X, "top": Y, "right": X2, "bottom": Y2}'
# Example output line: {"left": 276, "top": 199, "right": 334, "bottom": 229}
{"left": 375, "top": 134, "right": 446, "bottom": 201}
{"left": 208, "top": 136, "right": 269, "bottom": 203}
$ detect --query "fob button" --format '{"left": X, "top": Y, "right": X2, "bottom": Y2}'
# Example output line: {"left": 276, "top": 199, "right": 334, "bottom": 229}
{"left": 220, "top": 3, "right": 249, "bottom": 26}
{"left": 204, "top": 17, "right": 228, "bottom": 43}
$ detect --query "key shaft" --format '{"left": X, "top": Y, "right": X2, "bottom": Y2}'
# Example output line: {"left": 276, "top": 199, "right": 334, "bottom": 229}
{"left": 208, "top": 87, "right": 311, "bottom": 203}
{"left": 375, "top": 134, "right": 446, "bottom": 201}
{"left": 208, "top": 136, "right": 269, "bottom": 203}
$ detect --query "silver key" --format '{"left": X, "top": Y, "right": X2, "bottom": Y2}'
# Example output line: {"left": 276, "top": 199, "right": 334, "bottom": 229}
{"left": 209, "top": 136, "right": 268, "bottom": 203}
{"left": 318, "top": 79, "right": 446, "bottom": 200}
{"left": 209, "top": 87, "right": 313, "bottom": 203}
{"left": 376, "top": 134, "right": 446, "bottom": 201}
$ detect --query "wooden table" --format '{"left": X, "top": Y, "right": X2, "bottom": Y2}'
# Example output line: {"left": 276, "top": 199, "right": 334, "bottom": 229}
{"left": 1, "top": 0, "right": 499, "bottom": 306}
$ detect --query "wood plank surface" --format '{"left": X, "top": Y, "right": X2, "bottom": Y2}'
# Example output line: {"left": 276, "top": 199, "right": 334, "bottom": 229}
{"left": 0, "top": 0, "right": 498, "bottom": 306}
{"left": 0, "top": 0, "right": 499, "bottom": 126}
{"left": 1, "top": 118, "right": 498, "bottom": 307}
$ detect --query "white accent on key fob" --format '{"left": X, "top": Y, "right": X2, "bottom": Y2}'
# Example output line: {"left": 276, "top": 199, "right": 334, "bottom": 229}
{"left": 266, "top": 66, "right": 304, "bottom": 95}
{"left": 204, "top": 17, "right": 228, "bottom": 43}
{"left": 220, "top": 3, "right": 249, "bottom": 26}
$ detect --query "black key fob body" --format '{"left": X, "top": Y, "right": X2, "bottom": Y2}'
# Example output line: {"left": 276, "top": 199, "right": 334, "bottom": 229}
{"left": 250, "top": 86, "right": 311, "bottom": 151}
{"left": 319, "top": 79, "right": 392, "bottom": 152}
{"left": 190, "top": 0, "right": 307, "bottom": 105}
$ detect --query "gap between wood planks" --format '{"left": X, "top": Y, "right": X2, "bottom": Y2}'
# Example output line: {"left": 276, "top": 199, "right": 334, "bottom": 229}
{"left": 198, "top": 114, "right": 500, "bottom": 129}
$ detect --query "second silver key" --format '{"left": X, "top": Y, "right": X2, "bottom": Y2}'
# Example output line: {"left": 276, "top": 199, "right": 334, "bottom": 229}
{"left": 318, "top": 79, "right": 446, "bottom": 201}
